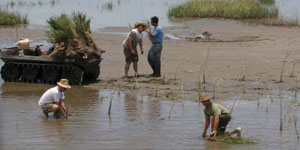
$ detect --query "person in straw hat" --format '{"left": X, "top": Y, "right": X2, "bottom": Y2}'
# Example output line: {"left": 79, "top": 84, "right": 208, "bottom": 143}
{"left": 122, "top": 22, "right": 147, "bottom": 78}
{"left": 200, "top": 95, "right": 241, "bottom": 138}
{"left": 38, "top": 79, "right": 71, "bottom": 118}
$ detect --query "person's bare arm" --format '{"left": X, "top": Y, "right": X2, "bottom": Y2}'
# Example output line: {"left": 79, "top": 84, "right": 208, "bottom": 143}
{"left": 59, "top": 100, "right": 68, "bottom": 118}
{"left": 60, "top": 101, "right": 66, "bottom": 111}
{"left": 202, "top": 118, "right": 210, "bottom": 137}
{"left": 128, "top": 36, "right": 136, "bottom": 55}
{"left": 210, "top": 115, "right": 219, "bottom": 137}
{"left": 139, "top": 40, "right": 143, "bottom": 54}
{"left": 146, "top": 29, "right": 155, "bottom": 39}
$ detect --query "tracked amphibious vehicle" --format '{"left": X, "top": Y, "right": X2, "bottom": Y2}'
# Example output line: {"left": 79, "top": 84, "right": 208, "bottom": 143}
{"left": 0, "top": 46, "right": 101, "bottom": 85}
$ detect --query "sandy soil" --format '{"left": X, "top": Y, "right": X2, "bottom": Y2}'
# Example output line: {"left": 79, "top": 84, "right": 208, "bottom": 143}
{"left": 1, "top": 19, "right": 300, "bottom": 101}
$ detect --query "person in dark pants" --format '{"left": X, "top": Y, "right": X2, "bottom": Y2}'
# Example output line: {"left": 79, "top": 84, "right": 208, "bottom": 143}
{"left": 146, "top": 16, "right": 163, "bottom": 77}
{"left": 200, "top": 95, "right": 241, "bottom": 138}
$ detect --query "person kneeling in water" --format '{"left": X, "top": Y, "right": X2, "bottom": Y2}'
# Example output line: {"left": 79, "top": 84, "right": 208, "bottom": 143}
{"left": 200, "top": 95, "right": 241, "bottom": 138}
{"left": 38, "top": 79, "right": 71, "bottom": 119}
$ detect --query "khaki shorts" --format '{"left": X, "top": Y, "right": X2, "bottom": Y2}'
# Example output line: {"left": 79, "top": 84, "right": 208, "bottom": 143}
{"left": 40, "top": 103, "right": 55, "bottom": 111}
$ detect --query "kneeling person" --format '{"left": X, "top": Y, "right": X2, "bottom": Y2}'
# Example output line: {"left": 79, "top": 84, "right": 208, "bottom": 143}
{"left": 200, "top": 95, "right": 233, "bottom": 137}
{"left": 38, "top": 79, "right": 71, "bottom": 118}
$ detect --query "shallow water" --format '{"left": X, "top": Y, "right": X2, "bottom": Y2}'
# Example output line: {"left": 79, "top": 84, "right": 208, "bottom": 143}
{"left": 0, "top": 0, "right": 187, "bottom": 29}
{"left": 0, "top": 0, "right": 299, "bottom": 29}
{"left": 0, "top": 60, "right": 299, "bottom": 149}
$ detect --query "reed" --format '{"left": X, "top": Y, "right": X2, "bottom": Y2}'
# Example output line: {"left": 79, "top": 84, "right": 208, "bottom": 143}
{"left": 240, "top": 50, "right": 248, "bottom": 81}
{"left": 162, "top": 73, "right": 166, "bottom": 84}
{"left": 168, "top": 101, "right": 175, "bottom": 119}
{"left": 174, "top": 64, "right": 180, "bottom": 80}
{"left": 155, "top": 86, "right": 158, "bottom": 98}
{"left": 169, "top": 84, "right": 182, "bottom": 119}
{"left": 294, "top": 116, "right": 300, "bottom": 141}
{"left": 293, "top": 77, "right": 299, "bottom": 100}
{"left": 230, "top": 96, "right": 239, "bottom": 114}
{"left": 108, "top": 92, "right": 113, "bottom": 114}
{"left": 198, "top": 68, "right": 203, "bottom": 99}
{"left": 256, "top": 88, "right": 260, "bottom": 108}
{"left": 290, "top": 60, "right": 297, "bottom": 77}
{"left": 279, "top": 50, "right": 291, "bottom": 82}
{"left": 202, "top": 47, "right": 210, "bottom": 84}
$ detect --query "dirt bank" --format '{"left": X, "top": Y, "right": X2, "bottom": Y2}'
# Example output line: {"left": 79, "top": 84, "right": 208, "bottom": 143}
{"left": 1, "top": 19, "right": 300, "bottom": 101}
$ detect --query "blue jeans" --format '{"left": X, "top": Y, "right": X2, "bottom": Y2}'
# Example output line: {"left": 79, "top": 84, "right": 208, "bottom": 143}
{"left": 148, "top": 43, "right": 162, "bottom": 76}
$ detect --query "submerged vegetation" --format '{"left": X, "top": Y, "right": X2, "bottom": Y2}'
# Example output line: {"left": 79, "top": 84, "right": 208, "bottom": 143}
{"left": 0, "top": 9, "right": 28, "bottom": 25}
{"left": 168, "top": 0, "right": 277, "bottom": 19}
{"left": 208, "top": 136, "right": 256, "bottom": 144}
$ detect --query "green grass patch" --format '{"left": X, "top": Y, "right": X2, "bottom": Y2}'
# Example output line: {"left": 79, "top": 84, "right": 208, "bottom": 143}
{"left": 258, "top": 0, "right": 275, "bottom": 5}
{"left": 0, "top": 10, "right": 28, "bottom": 25}
{"left": 168, "top": 0, "right": 278, "bottom": 19}
{"left": 208, "top": 136, "right": 256, "bottom": 144}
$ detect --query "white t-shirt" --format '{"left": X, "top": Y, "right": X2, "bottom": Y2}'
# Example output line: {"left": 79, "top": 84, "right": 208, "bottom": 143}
{"left": 122, "top": 28, "right": 143, "bottom": 47}
{"left": 38, "top": 86, "right": 65, "bottom": 106}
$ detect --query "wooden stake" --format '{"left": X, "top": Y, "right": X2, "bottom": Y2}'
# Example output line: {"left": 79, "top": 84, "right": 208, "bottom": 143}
{"left": 108, "top": 92, "right": 113, "bottom": 114}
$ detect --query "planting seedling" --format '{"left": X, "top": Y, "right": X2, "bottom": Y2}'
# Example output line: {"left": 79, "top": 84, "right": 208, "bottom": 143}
{"left": 208, "top": 135, "right": 256, "bottom": 144}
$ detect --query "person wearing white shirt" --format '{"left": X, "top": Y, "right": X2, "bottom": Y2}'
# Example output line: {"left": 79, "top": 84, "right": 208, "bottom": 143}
{"left": 122, "top": 22, "right": 147, "bottom": 78}
{"left": 38, "top": 79, "right": 71, "bottom": 118}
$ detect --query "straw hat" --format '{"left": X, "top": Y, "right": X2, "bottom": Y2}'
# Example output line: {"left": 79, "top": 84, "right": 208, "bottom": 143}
{"left": 200, "top": 95, "right": 210, "bottom": 102}
{"left": 57, "top": 79, "right": 71, "bottom": 89}
{"left": 134, "top": 22, "right": 147, "bottom": 29}
{"left": 14, "top": 38, "right": 31, "bottom": 50}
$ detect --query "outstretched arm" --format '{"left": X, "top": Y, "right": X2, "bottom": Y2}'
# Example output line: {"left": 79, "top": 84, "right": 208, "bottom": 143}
{"left": 210, "top": 115, "right": 219, "bottom": 137}
{"left": 59, "top": 100, "right": 68, "bottom": 118}
{"left": 139, "top": 40, "right": 143, "bottom": 54}
{"left": 202, "top": 118, "right": 210, "bottom": 137}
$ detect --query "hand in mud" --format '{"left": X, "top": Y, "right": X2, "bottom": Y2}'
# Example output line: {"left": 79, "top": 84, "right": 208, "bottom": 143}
{"left": 202, "top": 132, "right": 206, "bottom": 138}
{"left": 209, "top": 131, "right": 216, "bottom": 137}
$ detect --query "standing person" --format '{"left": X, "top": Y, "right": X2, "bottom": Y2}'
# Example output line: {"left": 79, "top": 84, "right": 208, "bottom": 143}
{"left": 146, "top": 16, "right": 163, "bottom": 77}
{"left": 122, "top": 22, "right": 146, "bottom": 78}
{"left": 38, "top": 79, "right": 71, "bottom": 118}
{"left": 200, "top": 95, "right": 241, "bottom": 138}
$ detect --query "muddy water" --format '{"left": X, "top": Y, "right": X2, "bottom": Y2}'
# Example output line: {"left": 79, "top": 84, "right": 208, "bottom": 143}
{"left": 0, "top": 64, "right": 299, "bottom": 149}
{"left": 1, "top": 0, "right": 299, "bottom": 29}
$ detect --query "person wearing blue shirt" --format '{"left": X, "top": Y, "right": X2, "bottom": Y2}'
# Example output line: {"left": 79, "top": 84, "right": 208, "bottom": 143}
{"left": 146, "top": 16, "right": 163, "bottom": 77}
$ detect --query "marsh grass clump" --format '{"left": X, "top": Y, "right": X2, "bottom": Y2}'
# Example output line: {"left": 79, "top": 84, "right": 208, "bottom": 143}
{"left": 258, "top": 0, "right": 275, "bottom": 5}
{"left": 168, "top": 0, "right": 277, "bottom": 20}
{"left": 0, "top": 10, "right": 28, "bottom": 25}
{"left": 47, "top": 14, "right": 76, "bottom": 44}
{"left": 46, "top": 12, "right": 93, "bottom": 46}
{"left": 208, "top": 136, "right": 256, "bottom": 144}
